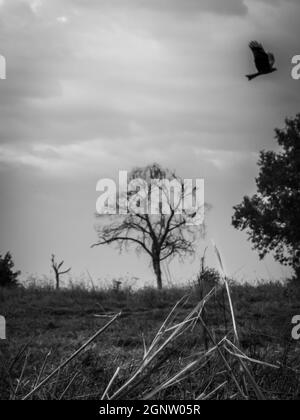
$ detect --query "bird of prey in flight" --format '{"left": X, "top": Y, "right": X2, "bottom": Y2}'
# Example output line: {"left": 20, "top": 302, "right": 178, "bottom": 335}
{"left": 246, "top": 41, "right": 277, "bottom": 81}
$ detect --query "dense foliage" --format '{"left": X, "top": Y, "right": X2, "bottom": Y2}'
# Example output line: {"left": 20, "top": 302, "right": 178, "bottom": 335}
{"left": 233, "top": 115, "right": 300, "bottom": 277}
{"left": 0, "top": 252, "right": 20, "bottom": 288}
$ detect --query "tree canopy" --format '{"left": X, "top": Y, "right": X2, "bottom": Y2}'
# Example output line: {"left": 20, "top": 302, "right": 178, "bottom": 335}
{"left": 93, "top": 163, "right": 205, "bottom": 289}
{"left": 0, "top": 252, "right": 21, "bottom": 288}
{"left": 232, "top": 114, "right": 300, "bottom": 277}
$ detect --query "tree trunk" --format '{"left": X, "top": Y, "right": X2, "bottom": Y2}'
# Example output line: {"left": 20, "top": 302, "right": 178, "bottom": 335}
{"left": 292, "top": 250, "right": 300, "bottom": 280}
{"left": 55, "top": 272, "right": 60, "bottom": 290}
{"left": 152, "top": 256, "right": 163, "bottom": 290}
{"left": 294, "top": 265, "right": 300, "bottom": 280}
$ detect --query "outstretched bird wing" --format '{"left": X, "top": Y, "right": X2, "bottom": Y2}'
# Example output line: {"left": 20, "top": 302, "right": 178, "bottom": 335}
{"left": 249, "top": 41, "right": 272, "bottom": 72}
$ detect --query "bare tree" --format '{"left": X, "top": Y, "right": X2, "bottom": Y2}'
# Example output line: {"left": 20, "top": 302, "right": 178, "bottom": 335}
{"left": 92, "top": 164, "right": 206, "bottom": 289}
{"left": 51, "top": 254, "right": 71, "bottom": 290}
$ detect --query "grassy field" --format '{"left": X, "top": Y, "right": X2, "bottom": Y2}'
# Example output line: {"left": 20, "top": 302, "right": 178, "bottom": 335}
{"left": 0, "top": 278, "right": 300, "bottom": 400}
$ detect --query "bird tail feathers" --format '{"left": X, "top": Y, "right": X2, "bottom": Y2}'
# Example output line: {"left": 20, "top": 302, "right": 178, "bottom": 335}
{"left": 246, "top": 74, "right": 258, "bottom": 81}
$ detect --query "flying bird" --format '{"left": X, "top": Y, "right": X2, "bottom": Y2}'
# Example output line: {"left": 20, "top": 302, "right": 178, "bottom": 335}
{"left": 246, "top": 41, "right": 277, "bottom": 81}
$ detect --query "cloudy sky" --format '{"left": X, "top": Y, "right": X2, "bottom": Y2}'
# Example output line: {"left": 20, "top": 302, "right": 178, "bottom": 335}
{"left": 0, "top": 0, "right": 299, "bottom": 287}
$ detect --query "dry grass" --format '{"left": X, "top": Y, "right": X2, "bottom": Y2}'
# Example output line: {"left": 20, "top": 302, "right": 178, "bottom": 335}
{"left": 0, "top": 263, "right": 300, "bottom": 400}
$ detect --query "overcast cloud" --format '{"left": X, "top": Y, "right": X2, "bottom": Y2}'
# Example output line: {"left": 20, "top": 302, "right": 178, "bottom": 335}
{"left": 0, "top": 0, "right": 299, "bottom": 285}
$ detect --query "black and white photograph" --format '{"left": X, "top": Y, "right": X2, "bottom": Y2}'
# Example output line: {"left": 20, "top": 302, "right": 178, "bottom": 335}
{"left": 0, "top": 0, "right": 300, "bottom": 404}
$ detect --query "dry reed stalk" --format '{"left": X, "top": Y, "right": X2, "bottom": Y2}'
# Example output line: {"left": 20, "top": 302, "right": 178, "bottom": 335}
{"left": 143, "top": 294, "right": 189, "bottom": 358}
{"left": 22, "top": 312, "right": 121, "bottom": 400}
{"left": 33, "top": 350, "right": 51, "bottom": 390}
{"left": 225, "top": 339, "right": 279, "bottom": 369}
{"left": 213, "top": 242, "right": 239, "bottom": 344}
{"left": 59, "top": 372, "right": 79, "bottom": 400}
{"left": 212, "top": 242, "right": 251, "bottom": 397}
{"left": 224, "top": 344, "right": 265, "bottom": 400}
{"left": 109, "top": 291, "right": 216, "bottom": 400}
{"left": 101, "top": 367, "right": 120, "bottom": 400}
{"left": 143, "top": 341, "right": 222, "bottom": 400}
{"left": 199, "top": 316, "right": 247, "bottom": 399}
{"left": 12, "top": 350, "right": 30, "bottom": 400}
{"left": 196, "top": 381, "right": 227, "bottom": 400}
